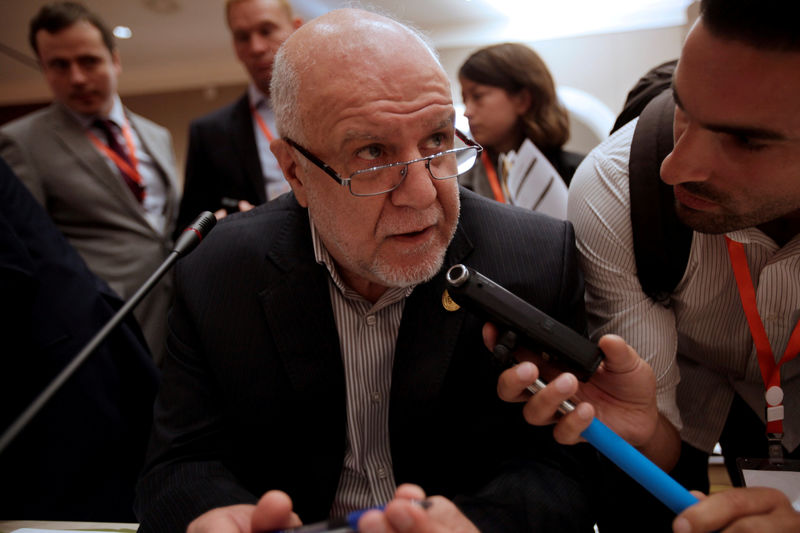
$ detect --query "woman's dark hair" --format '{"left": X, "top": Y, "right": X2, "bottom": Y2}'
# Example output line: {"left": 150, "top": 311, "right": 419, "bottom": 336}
{"left": 29, "top": 2, "right": 115, "bottom": 57}
{"left": 459, "top": 42, "right": 569, "bottom": 151}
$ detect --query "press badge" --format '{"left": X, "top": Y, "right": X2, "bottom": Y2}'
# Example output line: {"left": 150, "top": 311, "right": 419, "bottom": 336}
{"left": 736, "top": 457, "right": 800, "bottom": 511}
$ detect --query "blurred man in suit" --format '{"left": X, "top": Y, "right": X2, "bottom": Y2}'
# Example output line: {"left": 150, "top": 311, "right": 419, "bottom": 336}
{"left": 174, "top": 0, "right": 302, "bottom": 231}
{"left": 0, "top": 1, "right": 180, "bottom": 364}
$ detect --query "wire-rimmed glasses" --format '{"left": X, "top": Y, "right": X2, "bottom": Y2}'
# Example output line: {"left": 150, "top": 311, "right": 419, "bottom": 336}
{"left": 284, "top": 129, "right": 483, "bottom": 197}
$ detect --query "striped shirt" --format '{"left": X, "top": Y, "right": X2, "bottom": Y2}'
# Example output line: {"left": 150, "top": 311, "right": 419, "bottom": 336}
{"left": 568, "top": 119, "right": 800, "bottom": 454}
{"left": 309, "top": 218, "right": 414, "bottom": 518}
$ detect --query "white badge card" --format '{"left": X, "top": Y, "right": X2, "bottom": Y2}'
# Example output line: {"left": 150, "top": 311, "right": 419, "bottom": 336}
{"left": 736, "top": 458, "right": 800, "bottom": 511}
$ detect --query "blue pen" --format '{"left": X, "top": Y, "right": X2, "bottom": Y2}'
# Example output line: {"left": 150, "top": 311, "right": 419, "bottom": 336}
{"left": 275, "top": 501, "right": 431, "bottom": 533}
{"left": 527, "top": 379, "right": 700, "bottom": 514}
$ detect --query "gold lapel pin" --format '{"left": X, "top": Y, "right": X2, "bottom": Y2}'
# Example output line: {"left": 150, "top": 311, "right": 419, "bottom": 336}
{"left": 442, "top": 289, "right": 460, "bottom": 312}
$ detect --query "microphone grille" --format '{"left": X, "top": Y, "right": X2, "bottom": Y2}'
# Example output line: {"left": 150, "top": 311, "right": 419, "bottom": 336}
{"left": 190, "top": 211, "right": 217, "bottom": 238}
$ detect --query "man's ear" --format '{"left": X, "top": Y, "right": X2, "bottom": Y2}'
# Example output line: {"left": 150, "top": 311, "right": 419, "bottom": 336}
{"left": 270, "top": 138, "right": 308, "bottom": 207}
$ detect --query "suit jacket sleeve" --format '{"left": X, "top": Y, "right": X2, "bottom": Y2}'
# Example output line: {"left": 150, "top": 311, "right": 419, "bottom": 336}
{"left": 0, "top": 132, "right": 46, "bottom": 206}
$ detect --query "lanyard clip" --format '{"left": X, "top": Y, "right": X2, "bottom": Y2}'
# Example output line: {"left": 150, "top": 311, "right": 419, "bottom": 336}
{"left": 767, "top": 433, "right": 784, "bottom": 463}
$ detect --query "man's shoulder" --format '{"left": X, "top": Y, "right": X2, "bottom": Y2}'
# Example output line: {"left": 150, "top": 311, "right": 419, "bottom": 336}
{"left": 187, "top": 194, "right": 304, "bottom": 263}
{"left": 1, "top": 105, "right": 58, "bottom": 139}
{"left": 127, "top": 109, "right": 171, "bottom": 139}
{"left": 460, "top": 187, "right": 570, "bottom": 232}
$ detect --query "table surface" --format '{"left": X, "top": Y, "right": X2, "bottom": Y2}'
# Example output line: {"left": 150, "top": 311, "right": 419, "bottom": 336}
{"left": 0, "top": 521, "right": 137, "bottom": 533}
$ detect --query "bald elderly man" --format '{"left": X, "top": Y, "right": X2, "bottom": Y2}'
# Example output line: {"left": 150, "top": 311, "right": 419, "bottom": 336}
{"left": 135, "top": 8, "right": 607, "bottom": 533}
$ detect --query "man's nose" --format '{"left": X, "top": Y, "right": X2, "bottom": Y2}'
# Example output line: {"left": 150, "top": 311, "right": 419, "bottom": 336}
{"left": 660, "top": 114, "right": 713, "bottom": 186}
{"left": 390, "top": 158, "right": 438, "bottom": 209}
{"left": 68, "top": 63, "right": 87, "bottom": 84}
{"left": 248, "top": 33, "right": 273, "bottom": 54}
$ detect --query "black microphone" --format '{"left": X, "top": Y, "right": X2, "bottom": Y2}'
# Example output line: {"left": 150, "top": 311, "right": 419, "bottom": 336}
{"left": 0, "top": 211, "right": 216, "bottom": 454}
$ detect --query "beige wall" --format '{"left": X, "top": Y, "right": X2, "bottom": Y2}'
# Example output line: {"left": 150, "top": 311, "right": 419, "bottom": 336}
{"left": 2, "top": 23, "right": 686, "bottom": 186}
{"left": 123, "top": 83, "right": 247, "bottom": 183}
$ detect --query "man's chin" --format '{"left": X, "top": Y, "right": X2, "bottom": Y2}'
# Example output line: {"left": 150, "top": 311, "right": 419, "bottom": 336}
{"left": 370, "top": 249, "right": 447, "bottom": 288}
{"left": 675, "top": 205, "right": 746, "bottom": 235}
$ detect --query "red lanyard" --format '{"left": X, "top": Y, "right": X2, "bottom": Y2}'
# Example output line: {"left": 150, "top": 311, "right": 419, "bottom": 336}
{"left": 725, "top": 236, "right": 800, "bottom": 436}
{"left": 250, "top": 103, "right": 274, "bottom": 142}
{"left": 87, "top": 117, "right": 142, "bottom": 189}
{"left": 481, "top": 151, "right": 505, "bottom": 203}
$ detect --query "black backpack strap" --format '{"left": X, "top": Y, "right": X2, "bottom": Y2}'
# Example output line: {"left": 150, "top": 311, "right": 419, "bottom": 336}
{"left": 611, "top": 59, "right": 678, "bottom": 135}
{"left": 629, "top": 90, "right": 693, "bottom": 303}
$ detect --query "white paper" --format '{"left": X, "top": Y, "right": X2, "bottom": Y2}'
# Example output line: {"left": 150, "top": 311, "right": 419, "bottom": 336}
{"left": 503, "top": 138, "right": 568, "bottom": 219}
{"left": 742, "top": 468, "right": 800, "bottom": 511}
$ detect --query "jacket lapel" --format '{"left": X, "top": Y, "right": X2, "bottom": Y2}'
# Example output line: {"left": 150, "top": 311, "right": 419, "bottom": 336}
{"left": 49, "top": 104, "right": 148, "bottom": 223}
{"left": 127, "top": 111, "right": 180, "bottom": 229}
{"left": 257, "top": 205, "right": 345, "bottom": 396}
{"left": 390, "top": 222, "right": 475, "bottom": 408}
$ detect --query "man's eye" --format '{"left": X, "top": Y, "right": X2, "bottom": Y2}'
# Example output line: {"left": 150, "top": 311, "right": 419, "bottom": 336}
{"left": 731, "top": 134, "right": 767, "bottom": 152}
{"left": 425, "top": 133, "right": 452, "bottom": 152}
{"left": 356, "top": 145, "right": 383, "bottom": 161}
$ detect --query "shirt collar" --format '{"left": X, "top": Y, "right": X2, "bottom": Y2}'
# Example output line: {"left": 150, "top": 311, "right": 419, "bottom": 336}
{"left": 65, "top": 94, "right": 125, "bottom": 130}
{"left": 248, "top": 83, "right": 270, "bottom": 110}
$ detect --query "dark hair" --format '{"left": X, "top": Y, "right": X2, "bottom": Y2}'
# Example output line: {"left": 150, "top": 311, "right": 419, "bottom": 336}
{"left": 458, "top": 42, "right": 569, "bottom": 152}
{"left": 29, "top": 2, "right": 116, "bottom": 57}
{"left": 700, "top": 0, "right": 800, "bottom": 51}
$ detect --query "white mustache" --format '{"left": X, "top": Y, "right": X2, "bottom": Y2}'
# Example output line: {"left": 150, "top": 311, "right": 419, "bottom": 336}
{"left": 378, "top": 207, "right": 442, "bottom": 237}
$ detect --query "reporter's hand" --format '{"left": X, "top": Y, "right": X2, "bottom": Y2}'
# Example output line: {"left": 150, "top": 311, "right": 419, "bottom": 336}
{"left": 491, "top": 324, "right": 660, "bottom": 450}
{"left": 673, "top": 488, "right": 800, "bottom": 532}
{"left": 358, "top": 484, "right": 479, "bottom": 533}
{"left": 187, "top": 490, "right": 302, "bottom": 533}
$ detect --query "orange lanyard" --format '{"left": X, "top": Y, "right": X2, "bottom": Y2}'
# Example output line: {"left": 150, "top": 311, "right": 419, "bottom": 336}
{"left": 481, "top": 151, "right": 505, "bottom": 203}
{"left": 250, "top": 103, "right": 274, "bottom": 142}
{"left": 87, "top": 117, "right": 142, "bottom": 188}
{"left": 725, "top": 236, "right": 800, "bottom": 437}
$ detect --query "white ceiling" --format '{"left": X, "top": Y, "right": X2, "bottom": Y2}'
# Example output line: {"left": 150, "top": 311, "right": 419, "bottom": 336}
{"left": 0, "top": 0, "right": 692, "bottom": 105}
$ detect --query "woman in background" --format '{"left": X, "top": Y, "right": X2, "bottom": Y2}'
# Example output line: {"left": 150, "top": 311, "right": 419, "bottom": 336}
{"left": 458, "top": 43, "right": 583, "bottom": 217}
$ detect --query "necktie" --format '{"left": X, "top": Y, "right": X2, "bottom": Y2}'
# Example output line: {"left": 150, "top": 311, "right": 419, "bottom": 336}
{"left": 93, "top": 118, "right": 145, "bottom": 202}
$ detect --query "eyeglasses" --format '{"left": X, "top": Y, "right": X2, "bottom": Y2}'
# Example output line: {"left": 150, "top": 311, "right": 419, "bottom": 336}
{"left": 284, "top": 129, "right": 483, "bottom": 197}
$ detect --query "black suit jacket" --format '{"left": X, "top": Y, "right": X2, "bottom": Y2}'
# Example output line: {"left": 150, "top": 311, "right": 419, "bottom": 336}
{"left": 136, "top": 188, "right": 600, "bottom": 532}
{"left": 0, "top": 157, "right": 159, "bottom": 521}
{"left": 175, "top": 94, "right": 266, "bottom": 234}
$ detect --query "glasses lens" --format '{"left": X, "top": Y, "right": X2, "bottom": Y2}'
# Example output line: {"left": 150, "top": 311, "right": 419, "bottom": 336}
{"left": 349, "top": 146, "right": 479, "bottom": 196}
{"left": 430, "top": 147, "right": 479, "bottom": 179}
{"left": 349, "top": 166, "right": 400, "bottom": 196}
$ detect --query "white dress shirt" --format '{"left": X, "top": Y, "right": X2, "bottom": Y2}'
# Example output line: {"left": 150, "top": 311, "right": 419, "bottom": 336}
{"left": 568, "top": 119, "right": 800, "bottom": 454}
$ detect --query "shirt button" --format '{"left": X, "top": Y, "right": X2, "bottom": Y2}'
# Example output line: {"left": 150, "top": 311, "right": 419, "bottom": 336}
{"left": 371, "top": 392, "right": 381, "bottom": 403}
{"left": 366, "top": 315, "right": 376, "bottom": 326}
{"left": 377, "top": 467, "right": 387, "bottom": 479}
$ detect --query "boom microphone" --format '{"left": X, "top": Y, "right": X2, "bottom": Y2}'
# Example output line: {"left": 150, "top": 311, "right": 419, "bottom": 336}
{"left": 0, "top": 211, "right": 216, "bottom": 454}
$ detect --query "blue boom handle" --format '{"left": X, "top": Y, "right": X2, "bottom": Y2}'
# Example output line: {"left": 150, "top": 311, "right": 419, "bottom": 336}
{"left": 582, "top": 417, "right": 699, "bottom": 514}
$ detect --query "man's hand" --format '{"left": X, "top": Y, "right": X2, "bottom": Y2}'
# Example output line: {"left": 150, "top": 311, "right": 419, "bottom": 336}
{"left": 214, "top": 200, "right": 256, "bottom": 220}
{"left": 187, "top": 490, "right": 301, "bottom": 533}
{"left": 491, "top": 324, "right": 680, "bottom": 468}
{"left": 358, "top": 484, "right": 479, "bottom": 533}
{"left": 673, "top": 488, "right": 800, "bottom": 532}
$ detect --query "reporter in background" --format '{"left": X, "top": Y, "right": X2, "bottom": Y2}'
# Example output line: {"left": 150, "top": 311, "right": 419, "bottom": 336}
{"left": 175, "top": 0, "right": 302, "bottom": 231}
{"left": 458, "top": 43, "right": 583, "bottom": 218}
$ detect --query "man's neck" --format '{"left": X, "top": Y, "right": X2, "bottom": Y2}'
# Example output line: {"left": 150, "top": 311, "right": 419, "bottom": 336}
{"left": 757, "top": 214, "right": 800, "bottom": 247}
{"left": 338, "top": 269, "right": 388, "bottom": 304}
